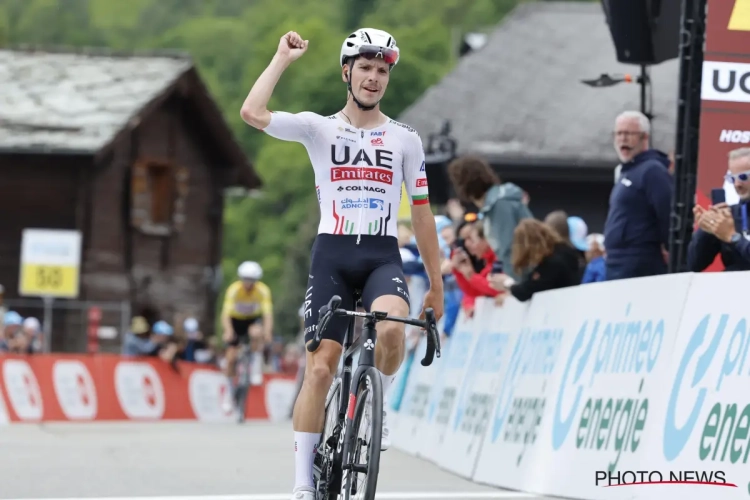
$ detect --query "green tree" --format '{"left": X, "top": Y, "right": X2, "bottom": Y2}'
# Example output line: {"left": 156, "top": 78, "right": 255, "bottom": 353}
{"left": 1, "top": 0, "right": 582, "bottom": 339}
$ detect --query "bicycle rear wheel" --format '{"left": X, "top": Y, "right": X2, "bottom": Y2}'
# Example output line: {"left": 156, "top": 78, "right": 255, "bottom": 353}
{"left": 342, "top": 367, "right": 382, "bottom": 500}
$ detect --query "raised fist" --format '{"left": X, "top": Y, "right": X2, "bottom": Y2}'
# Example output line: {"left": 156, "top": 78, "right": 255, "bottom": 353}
{"left": 278, "top": 31, "right": 309, "bottom": 62}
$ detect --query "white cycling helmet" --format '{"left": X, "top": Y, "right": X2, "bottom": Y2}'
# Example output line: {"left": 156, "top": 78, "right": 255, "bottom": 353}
{"left": 237, "top": 261, "right": 263, "bottom": 280}
{"left": 340, "top": 28, "right": 400, "bottom": 68}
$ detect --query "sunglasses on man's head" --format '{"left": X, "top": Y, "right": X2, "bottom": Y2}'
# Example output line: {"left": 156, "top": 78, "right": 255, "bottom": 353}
{"left": 356, "top": 45, "right": 399, "bottom": 65}
{"left": 725, "top": 170, "right": 750, "bottom": 183}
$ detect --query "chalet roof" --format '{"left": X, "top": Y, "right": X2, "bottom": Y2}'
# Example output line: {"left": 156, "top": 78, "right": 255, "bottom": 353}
{"left": 398, "top": 2, "right": 680, "bottom": 169}
{"left": 0, "top": 47, "right": 259, "bottom": 187}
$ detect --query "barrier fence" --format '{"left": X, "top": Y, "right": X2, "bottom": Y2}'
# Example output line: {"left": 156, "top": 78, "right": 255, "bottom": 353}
{"left": 387, "top": 271, "right": 747, "bottom": 500}
{"left": 0, "top": 355, "right": 297, "bottom": 424}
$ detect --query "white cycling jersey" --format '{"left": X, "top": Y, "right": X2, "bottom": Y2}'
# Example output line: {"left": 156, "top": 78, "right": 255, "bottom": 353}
{"left": 262, "top": 111, "right": 429, "bottom": 242}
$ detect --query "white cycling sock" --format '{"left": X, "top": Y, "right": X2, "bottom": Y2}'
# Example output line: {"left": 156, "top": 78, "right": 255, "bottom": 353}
{"left": 294, "top": 431, "right": 321, "bottom": 491}
{"left": 379, "top": 372, "right": 395, "bottom": 403}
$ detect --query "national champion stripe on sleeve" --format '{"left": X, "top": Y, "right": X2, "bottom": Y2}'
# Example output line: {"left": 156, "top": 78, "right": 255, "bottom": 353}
{"left": 412, "top": 194, "right": 429, "bottom": 205}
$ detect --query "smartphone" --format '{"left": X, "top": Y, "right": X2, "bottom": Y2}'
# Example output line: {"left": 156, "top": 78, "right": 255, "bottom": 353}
{"left": 711, "top": 188, "right": 726, "bottom": 206}
{"left": 491, "top": 261, "right": 504, "bottom": 274}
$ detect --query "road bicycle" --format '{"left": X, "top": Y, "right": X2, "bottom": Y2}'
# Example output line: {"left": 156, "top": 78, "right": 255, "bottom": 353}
{"left": 308, "top": 292, "right": 441, "bottom": 500}
{"left": 234, "top": 338, "right": 253, "bottom": 423}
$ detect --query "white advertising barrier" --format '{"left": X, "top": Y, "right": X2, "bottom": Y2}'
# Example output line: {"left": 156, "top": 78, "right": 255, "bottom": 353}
{"left": 390, "top": 332, "right": 444, "bottom": 456}
{"left": 519, "top": 273, "right": 693, "bottom": 500}
{"left": 414, "top": 309, "right": 482, "bottom": 461}
{"left": 436, "top": 296, "right": 528, "bottom": 478}
{"left": 638, "top": 271, "right": 750, "bottom": 500}
{"left": 473, "top": 286, "right": 578, "bottom": 490}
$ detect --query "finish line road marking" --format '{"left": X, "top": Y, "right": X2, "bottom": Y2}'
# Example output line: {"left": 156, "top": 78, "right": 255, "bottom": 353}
{"left": 3, "top": 492, "right": 538, "bottom": 500}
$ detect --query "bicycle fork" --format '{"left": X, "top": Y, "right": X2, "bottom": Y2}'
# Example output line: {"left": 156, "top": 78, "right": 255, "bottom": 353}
{"left": 339, "top": 317, "right": 378, "bottom": 496}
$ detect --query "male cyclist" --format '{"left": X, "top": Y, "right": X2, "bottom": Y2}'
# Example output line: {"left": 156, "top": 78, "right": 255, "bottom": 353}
{"left": 240, "top": 29, "right": 444, "bottom": 500}
{"left": 221, "top": 261, "right": 273, "bottom": 408}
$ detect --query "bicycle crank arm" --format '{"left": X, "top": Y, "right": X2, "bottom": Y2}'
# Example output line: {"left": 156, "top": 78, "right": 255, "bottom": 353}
{"left": 343, "top": 463, "right": 368, "bottom": 474}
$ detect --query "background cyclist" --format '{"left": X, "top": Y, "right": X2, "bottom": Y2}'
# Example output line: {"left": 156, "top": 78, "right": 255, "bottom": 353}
{"left": 239, "top": 29, "right": 444, "bottom": 500}
{"left": 221, "top": 261, "right": 274, "bottom": 411}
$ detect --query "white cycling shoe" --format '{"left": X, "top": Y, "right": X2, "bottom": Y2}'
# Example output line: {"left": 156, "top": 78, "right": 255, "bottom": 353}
{"left": 291, "top": 487, "right": 315, "bottom": 500}
{"left": 380, "top": 406, "right": 391, "bottom": 451}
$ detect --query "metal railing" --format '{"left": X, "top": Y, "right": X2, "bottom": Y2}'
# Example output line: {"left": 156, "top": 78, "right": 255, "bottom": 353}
{"left": 4, "top": 298, "right": 131, "bottom": 354}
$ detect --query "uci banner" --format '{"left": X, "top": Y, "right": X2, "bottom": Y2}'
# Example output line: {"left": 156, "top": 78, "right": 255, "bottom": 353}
{"left": 473, "top": 273, "right": 693, "bottom": 500}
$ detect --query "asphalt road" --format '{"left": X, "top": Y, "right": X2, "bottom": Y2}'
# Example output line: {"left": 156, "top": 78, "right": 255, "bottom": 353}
{"left": 0, "top": 421, "right": 546, "bottom": 500}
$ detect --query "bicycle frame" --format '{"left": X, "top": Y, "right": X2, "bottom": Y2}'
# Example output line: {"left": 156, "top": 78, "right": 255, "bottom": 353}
{"left": 333, "top": 304, "right": 378, "bottom": 424}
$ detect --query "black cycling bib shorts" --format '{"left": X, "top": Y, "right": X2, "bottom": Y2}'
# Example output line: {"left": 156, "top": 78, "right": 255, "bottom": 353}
{"left": 302, "top": 234, "right": 410, "bottom": 345}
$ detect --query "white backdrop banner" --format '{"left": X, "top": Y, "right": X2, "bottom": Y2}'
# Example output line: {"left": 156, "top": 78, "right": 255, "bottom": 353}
{"left": 639, "top": 271, "right": 750, "bottom": 500}
{"left": 414, "top": 309, "right": 481, "bottom": 461}
{"left": 391, "top": 331, "right": 446, "bottom": 456}
{"left": 437, "top": 297, "right": 528, "bottom": 478}
{"left": 524, "top": 273, "right": 693, "bottom": 500}
{"left": 392, "top": 270, "right": 750, "bottom": 500}
{"left": 472, "top": 288, "right": 573, "bottom": 490}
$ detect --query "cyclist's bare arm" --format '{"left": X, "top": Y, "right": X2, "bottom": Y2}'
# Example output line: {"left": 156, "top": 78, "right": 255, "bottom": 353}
{"left": 221, "top": 312, "right": 234, "bottom": 343}
{"left": 240, "top": 31, "right": 309, "bottom": 129}
{"left": 262, "top": 310, "right": 274, "bottom": 343}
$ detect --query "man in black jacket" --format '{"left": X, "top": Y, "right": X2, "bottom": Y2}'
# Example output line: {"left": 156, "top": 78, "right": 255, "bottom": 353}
{"left": 688, "top": 147, "right": 750, "bottom": 271}
{"left": 604, "top": 111, "right": 673, "bottom": 280}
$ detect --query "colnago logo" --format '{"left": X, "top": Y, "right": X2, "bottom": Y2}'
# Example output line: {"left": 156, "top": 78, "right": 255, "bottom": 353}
{"left": 340, "top": 198, "right": 384, "bottom": 210}
{"left": 720, "top": 129, "right": 750, "bottom": 143}
{"left": 331, "top": 167, "right": 393, "bottom": 184}
{"left": 552, "top": 303, "right": 664, "bottom": 472}
{"left": 337, "top": 185, "right": 386, "bottom": 194}
{"left": 416, "top": 178, "right": 428, "bottom": 188}
{"left": 702, "top": 61, "right": 750, "bottom": 103}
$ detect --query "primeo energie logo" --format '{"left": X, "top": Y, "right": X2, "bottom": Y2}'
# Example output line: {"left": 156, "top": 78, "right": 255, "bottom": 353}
{"left": 552, "top": 304, "right": 664, "bottom": 471}
{"left": 490, "top": 324, "right": 563, "bottom": 465}
{"left": 664, "top": 313, "right": 750, "bottom": 494}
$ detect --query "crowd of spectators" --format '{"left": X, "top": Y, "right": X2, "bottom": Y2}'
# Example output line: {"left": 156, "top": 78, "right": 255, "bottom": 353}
{"left": 393, "top": 108, "right": 707, "bottom": 344}
{"left": 5, "top": 108, "right": 750, "bottom": 371}
{"left": 120, "top": 313, "right": 301, "bottom": 375}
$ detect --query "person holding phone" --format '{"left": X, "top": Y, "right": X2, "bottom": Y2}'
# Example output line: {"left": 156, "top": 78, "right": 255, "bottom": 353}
{"left": 687, "top": 147, "right": 750, "bottom": 272}
{"left": 450, "top": 218, "right": 502, "bottom": 316}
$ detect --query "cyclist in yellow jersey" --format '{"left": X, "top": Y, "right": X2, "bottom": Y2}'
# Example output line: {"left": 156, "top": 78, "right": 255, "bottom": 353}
{"left": 221, "top": 261, "right": 274, "bottom": 392}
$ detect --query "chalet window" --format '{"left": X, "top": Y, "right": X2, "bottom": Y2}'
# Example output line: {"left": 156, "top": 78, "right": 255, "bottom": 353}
{"left": 131, "top": 160, "right": 190, "bottom": 235}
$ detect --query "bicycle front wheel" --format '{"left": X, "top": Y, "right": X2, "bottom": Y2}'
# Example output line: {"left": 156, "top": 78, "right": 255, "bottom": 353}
{"left": 342, "top": 367, "right": 382, "bottom": 500}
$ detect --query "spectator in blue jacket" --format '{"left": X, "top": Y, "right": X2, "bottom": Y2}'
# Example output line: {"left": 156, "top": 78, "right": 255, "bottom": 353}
{"left": 604, "top": 111, "right": 673, "bottom": 280}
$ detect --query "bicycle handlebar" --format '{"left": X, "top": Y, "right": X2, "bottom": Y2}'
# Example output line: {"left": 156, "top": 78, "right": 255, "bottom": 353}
{"left": 307, "top": 295, "right": 442, "bottom": 367}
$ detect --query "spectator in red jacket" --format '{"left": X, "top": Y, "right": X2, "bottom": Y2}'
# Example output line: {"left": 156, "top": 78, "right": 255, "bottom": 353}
{"left": 449, "top": 218, "right": 501, "bottom": 316}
